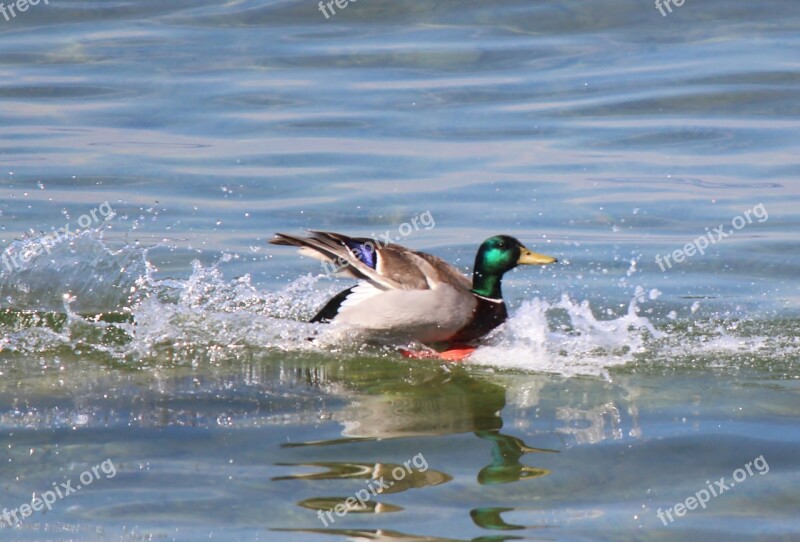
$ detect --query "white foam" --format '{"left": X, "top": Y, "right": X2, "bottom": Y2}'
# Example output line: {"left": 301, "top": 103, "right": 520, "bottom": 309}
{"left": 470, "top": 289, "right": 663, "bottom": 377}
{"left": 0, "top": 231, "right": 796, "bottom": 374}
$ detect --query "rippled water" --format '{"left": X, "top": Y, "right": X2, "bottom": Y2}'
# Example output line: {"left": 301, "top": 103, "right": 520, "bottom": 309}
{"left": 0, "top": 0, "right": 799, "bottom": 541}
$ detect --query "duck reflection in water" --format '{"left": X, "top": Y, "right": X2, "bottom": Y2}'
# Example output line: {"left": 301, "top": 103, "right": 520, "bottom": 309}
{"left": 274, "top": 366, "right": 557, "bottom": 540}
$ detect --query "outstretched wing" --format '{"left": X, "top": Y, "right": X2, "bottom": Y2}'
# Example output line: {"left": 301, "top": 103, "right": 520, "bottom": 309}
{"left": 269, "top": 231, "right": 471, "bottom": 292}
{"left": 271, "top": 231, "right": 478, "bottom": 339}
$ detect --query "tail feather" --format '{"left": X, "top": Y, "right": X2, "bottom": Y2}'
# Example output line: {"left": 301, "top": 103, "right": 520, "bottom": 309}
{"left": 267, "top": 233, "right": 303, "bottom": 247}
{"left": 269, "top": 232, "right": 346, "bottom": 262}
{"left": 270, "top": 231, "right": 419, "bottom": 290}
{"left": 269, "top": 231, "right": 378, "bottom": 282}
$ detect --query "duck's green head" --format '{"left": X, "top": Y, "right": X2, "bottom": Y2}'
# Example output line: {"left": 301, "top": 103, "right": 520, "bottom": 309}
{"left": 472, "top": 235, "right": 557, "bottom": 298}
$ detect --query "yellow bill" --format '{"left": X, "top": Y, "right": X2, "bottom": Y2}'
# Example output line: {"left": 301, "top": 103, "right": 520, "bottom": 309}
{"left": 517, "top": 246, "right": 557, "bottom": 265}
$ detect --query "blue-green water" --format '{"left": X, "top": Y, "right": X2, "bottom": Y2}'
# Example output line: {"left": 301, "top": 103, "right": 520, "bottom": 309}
{"left": 0, "top": 0, "right": 798, "bottom": 540}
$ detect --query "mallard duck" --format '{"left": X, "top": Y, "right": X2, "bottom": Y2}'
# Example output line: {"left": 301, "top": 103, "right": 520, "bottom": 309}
{"left": 269, "top": 231, "right": 557, "bottom": 358}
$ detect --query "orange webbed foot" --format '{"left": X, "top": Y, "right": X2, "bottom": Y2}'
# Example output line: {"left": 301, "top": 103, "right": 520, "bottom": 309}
{"left": 437, "top": 346, "right": 476, "bottom": 362}
{"left": 399, "top": 343, "right": 477, "bottom": 362}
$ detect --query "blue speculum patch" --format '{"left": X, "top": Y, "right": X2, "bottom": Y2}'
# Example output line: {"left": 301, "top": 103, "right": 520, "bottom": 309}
{"left": 344, "top": 239, "right": 377, "bottom": 269}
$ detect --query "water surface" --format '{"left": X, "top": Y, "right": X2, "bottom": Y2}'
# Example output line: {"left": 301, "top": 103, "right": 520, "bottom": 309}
{"left": 0, "top": 0, "right": 798, "bottom": 540}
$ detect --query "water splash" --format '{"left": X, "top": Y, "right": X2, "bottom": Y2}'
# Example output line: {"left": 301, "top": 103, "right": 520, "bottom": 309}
{"left": 0, "top": 231, "right": 796, "bottom": 375}
{"left": 470, "top": 288, "right": 663, "bottom": 377}
{"left": 0, "top": 230, "right": 146, "bottom": 313}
